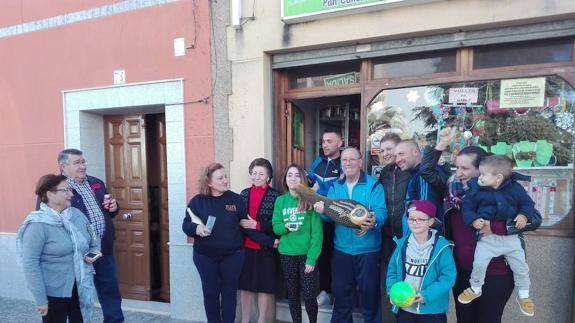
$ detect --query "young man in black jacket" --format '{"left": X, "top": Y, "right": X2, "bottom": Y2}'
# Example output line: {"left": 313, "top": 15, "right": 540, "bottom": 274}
{"left": 378, "top": 133, "right": 411, "bottom": 239}
{"left": 377, "top": 133, "right": 411, "bottom": 322}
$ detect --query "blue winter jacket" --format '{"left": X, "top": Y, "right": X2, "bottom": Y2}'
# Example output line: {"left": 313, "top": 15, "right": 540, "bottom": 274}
{"left": 386, "top": 232, "right": 456, "bottom": 315}
{"left": 462, "top": 172, "right": 535, "bottom": 226}
{"left": 325, "top": 171, "right": 387, "bottom": 255}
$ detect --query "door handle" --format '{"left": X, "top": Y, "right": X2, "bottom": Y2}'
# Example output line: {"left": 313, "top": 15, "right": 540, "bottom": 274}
{"left": 123, "top": 213, "right": 132, "bottom": 220}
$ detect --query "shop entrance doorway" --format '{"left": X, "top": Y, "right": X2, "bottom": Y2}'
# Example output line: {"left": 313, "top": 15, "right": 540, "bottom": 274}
{"left": 284, "top": 95, "right": 361, "bottom": 171}
{"left": 103, "top": 113, "right": 170, "bottom": 302}
{"left": 277, "top": 95, "right": 361, "bottom": 319}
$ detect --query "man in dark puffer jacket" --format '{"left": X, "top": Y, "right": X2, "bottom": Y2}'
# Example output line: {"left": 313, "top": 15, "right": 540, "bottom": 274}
{"left": 377, "top": 133, "right": 411, "bottom": 322}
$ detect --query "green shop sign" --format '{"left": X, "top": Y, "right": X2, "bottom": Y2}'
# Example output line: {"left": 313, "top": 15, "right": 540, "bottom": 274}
{"left": 323, "top": 72, "right": 360, "bottom": 87}
{"left": 282, "top": 0, "right": 439, "bottom": 23}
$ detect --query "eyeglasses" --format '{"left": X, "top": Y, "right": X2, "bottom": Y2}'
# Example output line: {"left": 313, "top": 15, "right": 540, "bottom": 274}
{"left": 341, "top": 157, "right": 360, "bottom": 163}
{"left": 407, "top": 217, "right": 431, "bottom": 224}
{"left": 71, "top": 160, "right": 88, "bottom": 166}
{"left": 53, "top": 188, "right": 73, "bottom": 193}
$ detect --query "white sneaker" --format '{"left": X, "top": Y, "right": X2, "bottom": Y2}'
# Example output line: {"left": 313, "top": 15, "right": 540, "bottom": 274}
{"left": 317, "top": 290, "right": 332, "bottom": 306}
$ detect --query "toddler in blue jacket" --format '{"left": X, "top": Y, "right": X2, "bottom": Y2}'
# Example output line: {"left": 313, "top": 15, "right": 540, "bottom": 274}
{"left": 387, "top": 200, "right": 456, "bottom": 323}
{"left": 458, "top": 155, "right": 535, "bottom": 317}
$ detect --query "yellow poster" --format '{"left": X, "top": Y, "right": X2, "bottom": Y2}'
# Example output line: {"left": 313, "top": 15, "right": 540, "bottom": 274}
{"left": 500, "top": 77, "right": 546, "bottom": 109}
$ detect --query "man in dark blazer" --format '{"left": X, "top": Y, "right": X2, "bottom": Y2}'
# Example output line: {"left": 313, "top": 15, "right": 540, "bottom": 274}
{"left": 58, "top": 149, "right": 124, "bottom": 323}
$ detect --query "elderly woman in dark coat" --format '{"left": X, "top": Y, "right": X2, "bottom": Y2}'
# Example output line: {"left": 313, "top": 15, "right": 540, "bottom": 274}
{"left": 238, "top": 158, "right": 281, "bottom": 323}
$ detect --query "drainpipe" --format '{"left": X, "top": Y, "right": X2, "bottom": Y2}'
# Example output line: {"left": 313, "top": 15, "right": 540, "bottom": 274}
{"left": 573, "top": 236, "right": 575, "bottom": 323}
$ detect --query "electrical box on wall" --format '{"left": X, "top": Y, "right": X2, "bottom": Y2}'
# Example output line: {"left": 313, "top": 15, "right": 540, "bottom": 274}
{"left": 174, "top": 37, "right": 186, "bottom": 56}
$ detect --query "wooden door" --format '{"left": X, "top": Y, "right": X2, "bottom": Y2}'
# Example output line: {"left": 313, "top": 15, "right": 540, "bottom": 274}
{"left": 155, "top": 115, "right": 170, "bottom": 301}
{"left": 104, "top": 115, "right": 151, "bottom": 300}
{"left": 286, "top": 101, "right": 306, "bottom": 166}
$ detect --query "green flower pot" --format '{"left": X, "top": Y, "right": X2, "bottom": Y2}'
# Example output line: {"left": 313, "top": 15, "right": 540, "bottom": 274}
{"left": 535, "top": 140, "right": 553, "bottom": 166}
{"left": 491, "top": 142, "right": 512, "bottom": 158}
{"left": 512, "top": 141, "right": 536, "bottom": 160}
{"left": 515, "top": 141, "right": 536, "bottom": 152}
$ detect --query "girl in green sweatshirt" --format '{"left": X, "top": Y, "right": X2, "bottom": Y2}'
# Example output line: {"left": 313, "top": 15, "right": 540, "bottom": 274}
{"left": 273, "top": 164, "right": 323, "bottom": 323}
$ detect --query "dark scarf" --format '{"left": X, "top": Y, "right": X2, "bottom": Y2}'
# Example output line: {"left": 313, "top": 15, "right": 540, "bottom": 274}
{"left": 445, "top": 174, "right": 466, "bottom": 210}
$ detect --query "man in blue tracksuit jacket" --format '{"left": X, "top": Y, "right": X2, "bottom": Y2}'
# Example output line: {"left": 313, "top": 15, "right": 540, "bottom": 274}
{"left": 314, "top": 147, "right": 387, "bottom": 323}
{"left": 308, "top": 129, "right": 343, "bottom": 196}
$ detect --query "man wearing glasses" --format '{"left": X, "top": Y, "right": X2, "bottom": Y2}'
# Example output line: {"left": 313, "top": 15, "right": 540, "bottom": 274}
{"left": 314, "top": 147, "right": 387, "bottom": 323}
{"left": 58, "top": 149, "right": 124, "bottom": 323}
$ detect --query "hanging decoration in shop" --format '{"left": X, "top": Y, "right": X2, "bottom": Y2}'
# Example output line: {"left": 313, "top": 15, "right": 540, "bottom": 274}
{"left": 424, "top": 87, "right": 445, "bottom": 106}
{"left": 447, "top": 103, "right": 486, "bottom": 159}
{"left": 554, "top": 111, "right": 575, "bottom": 133}
{"left": 406, "top": 90, "right": 420, "bottom": 103}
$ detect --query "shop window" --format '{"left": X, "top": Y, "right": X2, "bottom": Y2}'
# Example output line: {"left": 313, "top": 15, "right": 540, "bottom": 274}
{"left": 473, "top": 38, "right": 573, "bottom": 69}
{"left": 366, "top": 76, "right": 575, "bottom": 230}
{"left": 372, "top": 50, "right": 456, "bottom": 79}
{"left": 287, "top": 61, "right": 360, "bottom": 89}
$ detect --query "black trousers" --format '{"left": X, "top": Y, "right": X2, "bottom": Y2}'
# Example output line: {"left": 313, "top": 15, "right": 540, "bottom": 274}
{"left": 397, "top": 310, "right": 447, "bottom": 323}
{"left": 42, "top": 283, "right": 82, "bottom": 323}
{"left": 317, "top": 221, "right": 334, "bottom": 293}
{"left": 452, "top": 269, "right": 514, "bottom": 323}
{"left": 280, "top": 255, "right": 319, "bottom": 323}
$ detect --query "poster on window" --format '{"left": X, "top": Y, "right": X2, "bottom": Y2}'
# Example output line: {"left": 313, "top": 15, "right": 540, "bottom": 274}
{"left": 500, "top": 77, "right": 546, "bottom": 109}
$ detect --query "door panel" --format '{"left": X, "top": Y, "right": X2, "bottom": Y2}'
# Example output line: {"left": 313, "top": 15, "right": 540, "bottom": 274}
{"left": 156, "top": 115, "right": 170, "bottom": 301}
{"left": 104, "top": 115, "right": 151, "bottom": 300}
{"left": 286, "top": 101, "right": 306, "bottom": 166}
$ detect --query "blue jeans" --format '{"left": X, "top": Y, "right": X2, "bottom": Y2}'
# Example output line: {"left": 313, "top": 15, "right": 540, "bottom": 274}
{"left": 331, "top": 250, "right": 381, "bottom": 323}
{"left": 193, "top": 248, "right": 245, "bottom": 323}
{"left": 93, "top": 255, "right": 124, "bottom": 323}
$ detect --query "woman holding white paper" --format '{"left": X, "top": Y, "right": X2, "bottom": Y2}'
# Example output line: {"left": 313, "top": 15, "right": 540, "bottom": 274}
{"left": 182, "top": 162, "right": 247, "bottom": 323}
{"left": 238, "top": 158, "right": 280, "bottom": 323}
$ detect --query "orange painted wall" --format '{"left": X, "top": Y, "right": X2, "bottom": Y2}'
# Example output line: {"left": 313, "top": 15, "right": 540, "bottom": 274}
{"left": 0, "top": 1, "right": 214, "bottom": 232}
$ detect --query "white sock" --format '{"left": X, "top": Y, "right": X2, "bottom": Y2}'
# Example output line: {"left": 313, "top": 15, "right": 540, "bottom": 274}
{"left": 471, "top": 286, "right": 482, "bottom": 294}
{"left": 518, "top": 289, "right": 530, "bottom": 299}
